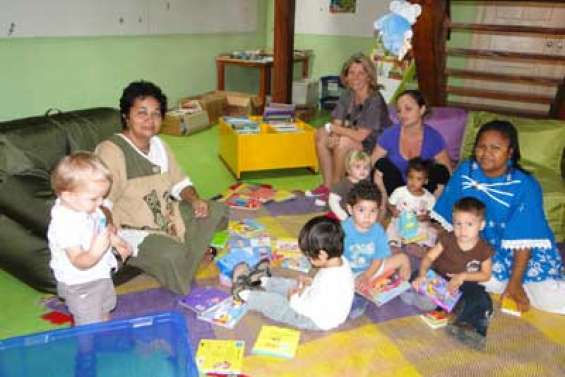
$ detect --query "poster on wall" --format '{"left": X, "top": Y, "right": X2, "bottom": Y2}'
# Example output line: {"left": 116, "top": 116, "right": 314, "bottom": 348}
{"left": 329, "top": 0, "right": 356, "bottom": 14}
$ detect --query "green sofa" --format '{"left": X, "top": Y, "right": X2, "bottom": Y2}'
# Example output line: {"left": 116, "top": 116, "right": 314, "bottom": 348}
{"left": 0, "top": 108, "right": 141, "bottom": 293}
{"left": 460, "top": 111, "right": 565, "bottom": 242}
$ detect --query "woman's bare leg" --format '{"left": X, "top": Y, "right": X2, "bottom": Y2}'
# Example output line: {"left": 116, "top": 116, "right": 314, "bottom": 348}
{"left": 315, "top": 127, "right": 333, "bottom": 188}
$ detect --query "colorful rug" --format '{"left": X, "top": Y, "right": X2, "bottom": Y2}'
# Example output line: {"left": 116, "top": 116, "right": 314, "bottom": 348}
{"left": 42, "top": 214, "right": 565, "bottom": 376}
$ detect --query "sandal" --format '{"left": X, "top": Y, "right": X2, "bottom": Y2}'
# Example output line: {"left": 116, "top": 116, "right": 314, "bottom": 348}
{"left": 248, "top": 259, "right": 271, "bottom": 287}
{"left": 231, "top": 262, "right": 251, "bottom": 302}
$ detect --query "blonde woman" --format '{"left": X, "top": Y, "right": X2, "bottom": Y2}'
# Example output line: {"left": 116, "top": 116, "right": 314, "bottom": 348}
{"left": 308, "top": 53, "right": 391, "bottom": 202}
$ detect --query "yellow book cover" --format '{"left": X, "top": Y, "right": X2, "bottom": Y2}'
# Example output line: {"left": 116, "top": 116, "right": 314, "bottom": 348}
{"left": 252, "top": 325, "right": 301, "bottom": 359}
{"left": 195, "top": 339, "right": 245, "bottom": 375}
{"left": 501, "top": 297, "right": 521, "bottom": 317}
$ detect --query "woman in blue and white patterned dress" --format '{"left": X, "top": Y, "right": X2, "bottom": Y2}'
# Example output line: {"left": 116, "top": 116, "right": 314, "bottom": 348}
{"left": 432, "top": 120, "right": 565, "bottom": 314}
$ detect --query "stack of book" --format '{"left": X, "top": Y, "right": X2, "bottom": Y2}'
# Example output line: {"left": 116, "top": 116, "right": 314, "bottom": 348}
{"left": 224, "top": 116, "right": 260, "bottom": 134}
{"left": 419, "top": 309, "right": 449, "bottom": 329}
{"left": 263, "top": 103, "right": 295, "bottom": 123}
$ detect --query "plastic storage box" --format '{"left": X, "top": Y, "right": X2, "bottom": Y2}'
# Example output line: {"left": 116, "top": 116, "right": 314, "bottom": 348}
{"left": 0, "top": 311, "right": 198, "bottom": 377}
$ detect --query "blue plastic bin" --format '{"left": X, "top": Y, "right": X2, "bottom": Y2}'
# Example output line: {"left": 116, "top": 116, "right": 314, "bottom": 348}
{"left": 0, "top": 311, "right": 198, "bottom": 377}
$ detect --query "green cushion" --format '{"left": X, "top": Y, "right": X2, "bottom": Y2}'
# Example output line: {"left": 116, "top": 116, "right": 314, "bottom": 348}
{"left": 460, "top": 111, "right": 565, "bottom": 177}
{"left": 523, "top": 162, "right": 565, "bottom": 242}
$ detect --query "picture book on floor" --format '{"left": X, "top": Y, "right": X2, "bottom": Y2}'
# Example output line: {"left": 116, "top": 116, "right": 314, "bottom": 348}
{"left": 419, "top": 309, "right": 449, "bottom": 329}
{"left": 272, "top": 238, "right": 300, "bottom": 261}
{"left": 280, "top": 255, "right": 311, "bottom": 273}
{"left": 415, "top": 270, "right": 462, "bottom": 312}
{"left": 196, "top": 339, "right": 245, "bottom": 375}
{"left": 252, "top": 325, "right": 301, "bottom": 359}
{"left": 228, "top": 219, "right": 266, "bottom": 238}
{"left": 355, "top": 269, "right": 411, "bottom": 307}
{"left": 178, "top": 286, "right": 230, "bottom": 315}
{"left": 216, "top": 246, "right": 268, "bottom": 278}
{"left": 210, "top": 230, "right": 230, "bottom": 250}
{"left": 501, "top": 296, "right": 522, "bottom": 317}
{"left": 197, "top": 297, "right": 249, "bottom": 329}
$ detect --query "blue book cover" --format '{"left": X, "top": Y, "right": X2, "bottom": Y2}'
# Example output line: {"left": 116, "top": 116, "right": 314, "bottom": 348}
{"left": 215, "top": 247, "right": 264, "bottom": 277}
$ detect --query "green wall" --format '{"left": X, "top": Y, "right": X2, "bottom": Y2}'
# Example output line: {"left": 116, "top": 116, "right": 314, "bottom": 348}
{"left": 0, "top": 2, "right": 268, "bottom": 122}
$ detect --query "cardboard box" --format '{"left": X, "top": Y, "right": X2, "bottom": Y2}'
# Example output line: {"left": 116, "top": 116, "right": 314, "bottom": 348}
{"left": 180, "top": 91, "right": 262, "bottom": 123}
{"left": 292, "top": 79, "right": 319, "bottom": 106}
{"left": 161, "top": 101, "right": 210, "bottom": 136}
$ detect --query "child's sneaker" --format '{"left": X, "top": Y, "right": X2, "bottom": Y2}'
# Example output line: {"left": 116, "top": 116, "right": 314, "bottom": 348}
{"left": 248, "top": 259, "right": 271, "bottom": 287}
{"left": 305, "top": 185, "right": 329, "bottom": 198}
{"left": 231, "top": 262, "right": 251, "bottom": 302}
{"left": 456, "top": 323, "right": 487, "bottom": 351}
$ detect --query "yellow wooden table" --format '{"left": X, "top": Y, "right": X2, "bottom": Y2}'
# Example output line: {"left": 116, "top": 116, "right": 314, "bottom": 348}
{"left": 218, "top": 117, "right": 319, "bottom": 179}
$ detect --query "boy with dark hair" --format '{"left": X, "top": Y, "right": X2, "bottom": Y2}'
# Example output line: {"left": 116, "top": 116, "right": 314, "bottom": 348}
{"left": 342, "top": 180, "right": 411, "bottom": 290}
{"left": 231, "top": 216, "right": 354, "bottom": 330}
{"left": 414, "top": 196, "right": 493, "bottom": 350}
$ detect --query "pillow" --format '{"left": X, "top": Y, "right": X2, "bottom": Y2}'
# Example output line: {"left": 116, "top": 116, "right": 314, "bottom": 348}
{"left": 388, "top": 106, "right": 468, "bottom": 162}
{"left": 460, "top": 111, "right": 565, "bottom": 176}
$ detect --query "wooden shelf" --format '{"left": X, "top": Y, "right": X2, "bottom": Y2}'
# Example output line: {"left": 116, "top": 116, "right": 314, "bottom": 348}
{"left": 450, "top": 23, "right": 565, "bottom": 36}
{"left": 446, "top": 69, "right": 562, "bottom": 86}
{"left": 447, "top": 48, "right": 565, "bottom": 63}
{"left": 448, "top": 86, "right": 554, "bottom": 104}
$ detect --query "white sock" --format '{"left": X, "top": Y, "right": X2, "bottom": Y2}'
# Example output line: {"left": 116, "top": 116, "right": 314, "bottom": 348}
{"left": 239, "top": 290, "right": 251, "bottom": 301}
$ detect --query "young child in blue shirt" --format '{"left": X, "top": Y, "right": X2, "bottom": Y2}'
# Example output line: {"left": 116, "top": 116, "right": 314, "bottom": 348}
{"left": 342, "top": 180, "right": 411, "bottom": 291}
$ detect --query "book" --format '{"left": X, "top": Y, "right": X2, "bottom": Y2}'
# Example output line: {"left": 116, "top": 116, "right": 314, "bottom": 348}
{"left": 210, "top": 230, "right": 230, "bottom": 249}
{"left": 501, "top": 296, "right": 521, "bottom": 317}
{"left": 223, "top": 193, "right": 262, "bottom": 210}
{"left": 228, "top": 219, "right": 266, "bottom": 238}
{"left": 415, "top": 270, "right": 462, "bottom": 312}
{"left": 252, "top": 325, "right": 301, "bottom": 359}
{"left": 177, "top": 286, "right": 230, "bottom": 314}
{"left": 215, "top": 247, "right": 265, "bottom": 277}
{"left": 280, "top": 256, "right": 311, "bottom": 273}
{"left": 224, "top": 116, "right": 260, "bottom": 134}
{"left": 272, "top": 190, "right": 296, "bottom": 202}
{"left": 197, "top": 297, "right": 249, "bottom": 329}
{"left": 195, "top": 339, "right": 245, "bottom": 375}
{"left": 355, "top": 269, "right": 411, "bottom": 307}
{"left": 419, "top": 309, "right": 449, "bottom": 329}
{"left": 272, "top": 238, "right": 301, "bottom": 261}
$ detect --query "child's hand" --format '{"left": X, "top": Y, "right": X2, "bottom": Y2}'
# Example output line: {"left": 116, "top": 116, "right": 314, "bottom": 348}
{"left": 412, "top": 275, "right": 426, "bottom": 291}
{"left": 91, "top": 229, "right": 111, "bottom": 255}
{"left": 111, "top": 234, "right": 132, "bottom": 259}
{"left": 355, "top": 273, "right": 372, "bottom": 291}
{"left": 446, "top": 273, "right": 465, "bottom": 294}
{"left": 297, "top": 274, "right": 313, "bottom": 288}
{"left": 192, "top": 199, "right": 209, "bottom": 218}
{"left": 417, "top": 212, "right": 430, "bottom": 222}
